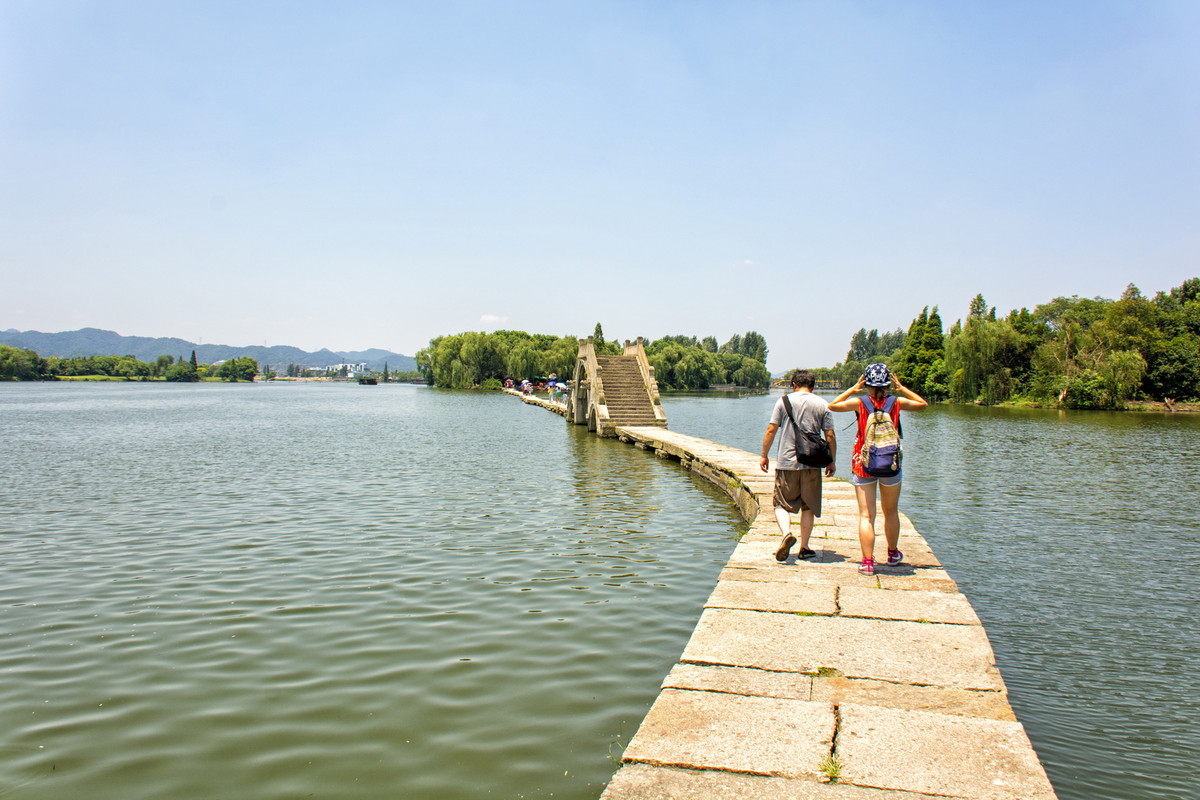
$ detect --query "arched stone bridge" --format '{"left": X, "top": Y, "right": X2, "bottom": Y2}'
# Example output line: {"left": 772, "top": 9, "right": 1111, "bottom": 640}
{"left": 567, "top": 337, "right": 667, "bottom": 437}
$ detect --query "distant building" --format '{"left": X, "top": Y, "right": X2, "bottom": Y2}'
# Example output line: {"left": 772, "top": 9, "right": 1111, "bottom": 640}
{"left": 323, "top": 362, "right": 369, "bottom": 377}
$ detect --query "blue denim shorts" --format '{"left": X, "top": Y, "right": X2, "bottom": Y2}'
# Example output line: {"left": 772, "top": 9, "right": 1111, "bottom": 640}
{"left": 850, "top": 470, "right": 902, "bottom": 487}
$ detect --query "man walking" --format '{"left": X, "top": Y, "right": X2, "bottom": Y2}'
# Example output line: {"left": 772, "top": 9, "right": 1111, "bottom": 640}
{"left": 759, "top": 369, "right": 836, "bottom": 562}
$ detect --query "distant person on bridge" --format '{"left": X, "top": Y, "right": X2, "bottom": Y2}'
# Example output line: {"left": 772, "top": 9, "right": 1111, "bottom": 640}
{"left": 760, "top": 369, "right": 837, "bottom": 563}
{"left": 828, "top": 363, "right": 928, "bottom": 576}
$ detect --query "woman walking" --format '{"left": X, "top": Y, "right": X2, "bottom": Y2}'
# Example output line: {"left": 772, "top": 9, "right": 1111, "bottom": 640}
{"left": 828, "top": 363, "right": 928, "bottom": 576}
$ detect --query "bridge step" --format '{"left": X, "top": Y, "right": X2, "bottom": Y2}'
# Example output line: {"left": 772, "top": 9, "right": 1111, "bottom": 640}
{"left": 596, "top": 355, "right": 658, "bottom": 426}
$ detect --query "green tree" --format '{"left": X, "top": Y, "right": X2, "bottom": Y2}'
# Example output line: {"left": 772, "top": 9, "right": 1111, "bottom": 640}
{"left": 215, "top": 356, "right": 258, "bottom": 382}
{"left": 591, "top": 322, "right": 621, "bottom": 355}
{"left": 648, "top": 343, "right": 685, "bottom": 389}
{"left": 945, "top": 315, "right": 1023, "bottom": 404}
{"left": 893, "top": 306, "right": 946, "bottom": 400}
{"left": 542, "top": 336, "right": 578, "bottom": 380}
{"left": 165, "top": 361, "right": 199, "bottom": 382}
{"left": 730, "top": 356, "right": 770, "bottom": 388}
{"left": 506, "top": 342, "right": 541, "bottom": 382}
{"left": 0, "top": 345, "right": 45, "bottom": 380}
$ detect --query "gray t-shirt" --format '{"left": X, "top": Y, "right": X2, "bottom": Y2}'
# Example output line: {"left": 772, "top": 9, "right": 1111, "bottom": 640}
{"left": 769, "top": 391, "right": 834, "bottom": 471}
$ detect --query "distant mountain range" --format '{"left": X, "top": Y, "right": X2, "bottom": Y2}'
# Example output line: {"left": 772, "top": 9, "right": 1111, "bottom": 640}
{"left": 0, "top": 328, "right": 418, "bottom": 372}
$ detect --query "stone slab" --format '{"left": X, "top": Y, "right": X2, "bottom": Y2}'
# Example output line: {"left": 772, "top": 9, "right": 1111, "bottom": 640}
{"left": 811, "top": 676, "right": 1016, "bottom": 721}
{"left": 876, "top": 570, "right": 961, "bottom": 592}
{"left": 681, "top": 609, "right": 1004, "bottom": 690}
{"left": 620, "top": 689, "right": 835, "bottom": 779}
{"left": 706, "top": 579, "right": 839, "bottom": 615}
{"left": 719, "top": 565, "right": 850, "bottom": 587}
{"left": 838, "top": 703, "right": 1057, "bottom": 800}
{"left": 839, "top": 586, "right": 981, "bottom": 625}
{"left": 601, "top": 763, "right": 947, "bottom": 800}
{"left": 663, "top": 663, "right": 813, "bottom": 701}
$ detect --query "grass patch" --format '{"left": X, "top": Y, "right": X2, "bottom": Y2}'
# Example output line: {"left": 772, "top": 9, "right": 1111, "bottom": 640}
{"left": 814, "top": 666, "right": 843, "bottom": 678}
{"left": 819, "top": 755, "right": 844, "bottom": 783}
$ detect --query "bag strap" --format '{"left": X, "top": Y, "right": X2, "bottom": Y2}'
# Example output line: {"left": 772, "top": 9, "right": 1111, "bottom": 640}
{"left": 782, "top": 395, "right": 803, "bottom": 441}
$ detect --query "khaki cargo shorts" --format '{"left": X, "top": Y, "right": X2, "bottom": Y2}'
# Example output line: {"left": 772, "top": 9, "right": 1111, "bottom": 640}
{"left": 773, "top": 467, "right": 822, "bottom": 516}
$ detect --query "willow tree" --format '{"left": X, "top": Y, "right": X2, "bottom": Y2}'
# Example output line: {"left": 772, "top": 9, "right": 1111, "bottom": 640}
{"left": 945, "top": 317, "right": 1022, "bottom": 404}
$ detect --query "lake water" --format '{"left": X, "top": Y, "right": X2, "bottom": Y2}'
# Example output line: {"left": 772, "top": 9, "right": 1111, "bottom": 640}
{"left": 1, "top": 383, "right": 1197, "bottom": 800}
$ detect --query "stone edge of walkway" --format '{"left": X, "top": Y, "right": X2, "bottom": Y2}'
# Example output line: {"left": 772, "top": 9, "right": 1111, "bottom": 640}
{"left": 598, "top": 425, "right": 1057, "bottom": 800}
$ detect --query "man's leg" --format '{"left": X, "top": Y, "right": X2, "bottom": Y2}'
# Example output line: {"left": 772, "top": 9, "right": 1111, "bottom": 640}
{"left": 774, "top": 505, "right": 795, "bottom": 561}
{"left": 796, "top": 468, "right": 821, "bottom": 557}
{"left": 798, "top": 508, "right": 815, "bottom": 550}
{"left": 774, "top": 505, "right": 792, "bottom": 537}
{"left": 773, "top": 471, "right": 798, "bottom": 561}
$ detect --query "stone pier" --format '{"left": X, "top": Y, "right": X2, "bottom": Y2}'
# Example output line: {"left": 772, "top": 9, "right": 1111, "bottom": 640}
{"left": 600, "top": 426, "right": 1057, "bottom": 800}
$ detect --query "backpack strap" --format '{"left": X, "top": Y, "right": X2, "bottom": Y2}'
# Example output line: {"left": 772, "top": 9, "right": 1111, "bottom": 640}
{"left": 861, "top": 394, "right": 902, "bottom": 437}
{"left": 880, "top": 394, "right": 903, "bottom": 437}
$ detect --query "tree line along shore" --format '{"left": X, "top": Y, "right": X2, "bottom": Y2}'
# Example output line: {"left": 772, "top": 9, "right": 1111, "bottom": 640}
{"left": 5, "top": 277, "right": 1197, "bottom": 410}
{"left": 0, "top": 349, "right": 423, "bottom": 384}
{"left": 816, "top": 277, "right": 1200, "bottom": 410}
{"left": 414, "top": 326, "right": 772, "bottom": 391}
{"left": 412, "top": 277, "right": 1199, "bottom": 411}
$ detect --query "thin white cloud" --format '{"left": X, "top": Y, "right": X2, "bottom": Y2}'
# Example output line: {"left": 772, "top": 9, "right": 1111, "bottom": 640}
{"left": 480, "top": 314, "right": 509, "bottom": 328}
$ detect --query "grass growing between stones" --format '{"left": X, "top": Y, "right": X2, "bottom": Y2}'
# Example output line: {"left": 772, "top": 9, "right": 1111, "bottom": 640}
{"left": 819, "top": 755, "right": 844, "bottom": 783}
{"left": 607, "top": 726, "right": 629, "bottom": 765}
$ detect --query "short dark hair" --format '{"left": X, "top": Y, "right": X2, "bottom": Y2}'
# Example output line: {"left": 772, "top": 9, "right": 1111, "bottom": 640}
{"left": 789, "top": 369, "right": 815, "bottom": 389}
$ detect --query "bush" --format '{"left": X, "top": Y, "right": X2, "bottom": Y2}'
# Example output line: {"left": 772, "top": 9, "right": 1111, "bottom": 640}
{"left": 1061, "top": 370, "right": 1107, "bottom": 409}
{"left": 479, "top": 377, "right": 503, "bottom": 390}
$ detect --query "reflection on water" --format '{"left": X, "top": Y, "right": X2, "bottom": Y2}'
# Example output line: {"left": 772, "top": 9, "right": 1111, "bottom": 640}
{"left": 664, "top": 392, "right": 1200, "bottom": 800}
{"left": 0, "top": 383, "right": 744, "bottom": 800}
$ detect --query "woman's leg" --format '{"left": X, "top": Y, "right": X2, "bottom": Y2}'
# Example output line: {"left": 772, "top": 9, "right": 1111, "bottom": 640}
{"left": 854, "top": 481, "right": 877, "bottom": 560}
{"left": 880, "top": 481, "right": 902, "bottom": 552}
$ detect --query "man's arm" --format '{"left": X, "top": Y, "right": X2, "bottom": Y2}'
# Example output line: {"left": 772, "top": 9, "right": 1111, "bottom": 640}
{"left": 823, "top": 429, "right": 837, "bottom": 477}
{"left": 759, "top": 423, "right": 779, "bottom": 472}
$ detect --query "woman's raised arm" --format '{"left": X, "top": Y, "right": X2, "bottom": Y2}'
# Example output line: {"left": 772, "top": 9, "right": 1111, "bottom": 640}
{"left": 828, "top": 375, "right": 865, "bottom": 412}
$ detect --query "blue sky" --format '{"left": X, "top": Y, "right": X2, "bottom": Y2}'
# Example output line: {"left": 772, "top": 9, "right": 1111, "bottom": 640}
{"left": 2, "top": 1, "right": 1197, "bottom": 370}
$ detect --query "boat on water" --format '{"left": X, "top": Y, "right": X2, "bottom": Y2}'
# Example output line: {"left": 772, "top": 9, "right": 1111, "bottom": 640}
{"left": 358, "top": 377, "right": 378, "bottom": 385}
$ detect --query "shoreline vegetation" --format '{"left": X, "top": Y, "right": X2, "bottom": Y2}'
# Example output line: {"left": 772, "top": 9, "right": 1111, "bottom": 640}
{"left": 811, "top": 277, "right": 1200, "bottom": 412}
{"left": 6, "top": 277, "right": 1197, "bottom": 412}
{"left": 0, "top": 348, "right": 423, "bottom": 384}
{"left": 414, "top": 325, "right": 772, "bottom": 391}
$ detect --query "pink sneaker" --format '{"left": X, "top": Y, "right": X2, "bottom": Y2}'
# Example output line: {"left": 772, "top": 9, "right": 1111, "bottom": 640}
{"left": 859, "top": 557, "right": 875, "bottom": 576}
{"left": 887, "top": 549, "right": 903, "bottom": 566}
